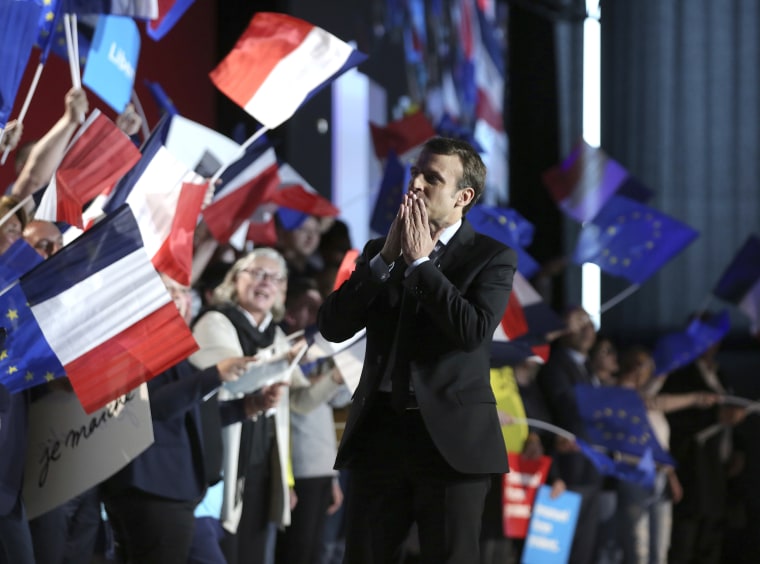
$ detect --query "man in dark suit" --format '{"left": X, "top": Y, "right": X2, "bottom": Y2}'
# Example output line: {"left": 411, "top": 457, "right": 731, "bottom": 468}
{"left": 318, "top": 137, "right": 517, "bottom": 564}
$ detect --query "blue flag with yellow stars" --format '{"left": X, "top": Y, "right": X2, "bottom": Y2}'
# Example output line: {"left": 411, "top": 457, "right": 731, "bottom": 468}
{"left": 468, "top": 204, "right": 540, "bottom": 278}
{"left": 572, "top": 195, "right": 699, "bottom": 284}
{"left": 370, "top": 150, "right": 410, "bottom": 235}
{"left": 574, "top": 383, "right": 675, "bottom": 467}
{"left": 0, "top": 283, "right": 65, "bottom": 394}
{"left": 576, "top": 438, "right": 657, "bottom": 488}
{"left": 652, "top": 310, "right": 731, "bottom": 376}
{"left": 0, "top": 239, "right": 42, "bottom": 290}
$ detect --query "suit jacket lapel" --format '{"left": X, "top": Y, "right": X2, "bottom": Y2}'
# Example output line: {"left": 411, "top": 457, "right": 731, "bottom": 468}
{"left": 437, "top": 219, "right": 475, "bottom": 272}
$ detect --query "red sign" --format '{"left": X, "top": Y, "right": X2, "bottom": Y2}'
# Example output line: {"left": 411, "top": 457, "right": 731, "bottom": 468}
{"left": 503, "top": 453, "right": 552, "bottom": 538}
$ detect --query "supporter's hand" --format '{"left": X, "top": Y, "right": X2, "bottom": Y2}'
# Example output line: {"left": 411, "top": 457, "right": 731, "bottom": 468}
{"left": 719, "top": 404, "right": 747, "bottom": 427}
{"left": 64, "top": 88, "right": 88, "bottom": 125}
{"left": 401, "top": 192, "right": 436, "bottom": 264}
{"left": 0, "top": 120, "right": 23, "bottom": 153}
{"left": 287, "top": 339, "right": 307, "bottom": 365}
{"left": 550, "top": 479, "right": 566, "bottom": 499}
{"left": 555, "top": 436, "right": 579, "bottom": 454}
{"left": 522, "top": 432, "right": 544, "bottom": 459}
{"left": 289, "top": 487, "right": 298, "bottom": 510}
{"left": 496, "top": 409, "right": 514, "bottom": 427}
{"left": 326, "top": 478, "right": 344, "bottom": 515}
{"left": 693, "top": 391, "right": 718, "bottom": 408}
{"left": 115, "top": 103, "right": 142, "bottom": 137}
{"left": 667, "top": 468, "right": 683, "bottom": 504}
{"left": 216, "top": 356, "right": 257, "bottom": 382}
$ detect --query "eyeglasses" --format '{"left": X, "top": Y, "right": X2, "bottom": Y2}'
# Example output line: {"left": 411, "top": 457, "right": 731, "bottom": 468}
{"left": 239, "top": 268, "right": 286, "bottom": 285}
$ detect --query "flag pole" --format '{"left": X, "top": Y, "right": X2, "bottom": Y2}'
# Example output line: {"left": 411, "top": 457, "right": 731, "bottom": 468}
{"left": 507, "top": 417, "right": 576, "bottom": 442}
{"left": 130, "top": 90, "right": 151, "bottom": 140}
{"left": 0, "top": 194, "right": 33, "bottom": 228}
{"left": 208, "top": 127, "right": 269, "bottom": 188}
{"left": 0, "top": 62, "right": 45, "bottom": 165}
{"left": 598, "top": 283, "right": 641, "bottom": 314}
{"left": 63, "top": 14, "right": 79, "bottom": 89}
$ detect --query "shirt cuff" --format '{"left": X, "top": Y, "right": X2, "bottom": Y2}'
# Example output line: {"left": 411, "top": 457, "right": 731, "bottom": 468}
{"left": 369, "top": 253, "right": 394, "bottom": 281}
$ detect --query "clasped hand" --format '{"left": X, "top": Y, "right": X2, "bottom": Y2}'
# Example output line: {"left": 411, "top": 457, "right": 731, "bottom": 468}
{"left": 380, "top": 192, "right": 438, "bottom": 265}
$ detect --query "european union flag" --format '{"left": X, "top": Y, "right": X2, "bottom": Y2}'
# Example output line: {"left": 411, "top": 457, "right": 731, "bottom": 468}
{"left": 42, "top": 12, "right": 93, "bottom": 68}
{"left": 712, "top": 235, "right": 760, "bottom": 331}
{"left": 467, "top": 204, "right": 540, "bottom": 278}
{"left": 0, "top": 0, "right": 43, "bottom": 128}
{"left": 370, "top": 150, "right": 409, "bottom": 235}
{"left": 576, "top": 438, "right": 656, "bottom": 488}
{"left": 652, "top": 310, "right": 731, "bottom": 376}
{"left": 574, "top": 383, "right": 674, "bottom": 467}
{"left": 0, "top": 283, "right": 65, "bottom": 393}
{"left": 0, "top": 239, "right": 43, "bottom": 290}
{"left": 572, "top": 195, "right": 699, "bottom": 284}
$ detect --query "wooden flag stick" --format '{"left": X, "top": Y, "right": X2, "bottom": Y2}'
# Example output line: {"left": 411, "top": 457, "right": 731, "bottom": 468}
{"left": 599, "top": 283, "right": 641, "bottom": 314}
{"left": 63, "top": 15, "right": 79, "bottom": 89}
{"left": 0, "top": 62, "right": 45, "bottom": 165}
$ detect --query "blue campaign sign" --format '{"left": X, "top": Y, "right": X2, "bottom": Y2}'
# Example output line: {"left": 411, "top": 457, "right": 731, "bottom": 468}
{"left": 83, "top": 16, "right": 140, "bottom": 112}
{"left": 521, "top": 486, "right": 581, "bottom": 564}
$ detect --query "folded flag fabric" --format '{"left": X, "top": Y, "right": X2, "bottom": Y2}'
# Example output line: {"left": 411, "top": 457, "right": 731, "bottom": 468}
{"left": 712, "top": 235, "right": 760, "bottom": 332}
{"left": 434, "top": 113, "right": 483, "bottom": 153}
{"left": 333, "top": 249, "right": 359, "bottom": 291}
{"left": 542, "top": 140, "right": 637, "bottom": 223}
{"left": 147, "top": 0, "right": 194, "bottom": 40}
{"left": 0, "top": 0, "right": 43, "bottom": 128}
{"left": 491, "top": 271, "right": 561, "bottom": 364}
{"left": 202, "top": 133, "right": 279, "bottom": 245}
{"left": 467, "top": 204, "right": 540, "bottom": 278}
{"left": 574, "top": 383, "right": 674, "bottom": 467}
{"left": 270, "top": 164, "right": 339, "bottom": 219}
{"left": 102, "top": 115, "right": 207, "bottom": 285}
{"left": 370, "top": 111, "right": 436, "bottom": 161}
{"left": 572, "top": 195, "right": 699, "bottom": 284}
{"left": 652, "top": 310, "right": 731, "bottom": 376}
{"left": 210, "top": 12, "right": 366, "bottom": 130}
{"left": 0, "top": 205, "right": 198, "bottom": 411}
{"left": 0, "top": 239, "right": 43, "bottom": 290}
{"left": 370, "top": 151, "right": 409, "bottom": 235}
{"left": 576, "top": 438, "right": 656, "bottom": 488}
{"left": 36, "top": 110, "right": 141, "bottom": 228}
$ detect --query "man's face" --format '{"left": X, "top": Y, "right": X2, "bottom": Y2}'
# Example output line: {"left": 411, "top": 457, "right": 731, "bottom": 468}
{"left": 285, "top": 289, "right": 323, "bottom": 332}
{"left": 23, "top": 221, "right": 63, "bottom": 258}
{"left": 408, "top": 150, "right": 470, "bottom": 230}
{"left": 561, "top": 308, "right": 597, "bottom": 354}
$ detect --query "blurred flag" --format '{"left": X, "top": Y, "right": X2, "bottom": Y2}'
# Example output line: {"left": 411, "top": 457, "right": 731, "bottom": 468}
{"left": 333, "top": 249, "right": 359, "bottom": 291}
{"left": 576, "top": 439, "right": 656, "bottom": 488}
{"left": 145, "top": 80, "right": 178, "bottom": 116}
{"left": 247, "top": 217, "right": 277, "bottom": 247}
{"left": 210, "top": 12, "right": 366, "bottom": 130}
{"left": 572, "top": 195, "right": 699, "bottom": 284}
{"left": 491, "top": 271, "right": 562, "bottom": 364}
{"left": 0, "top": 239, "right": 43, "bottom": 290}
{"left": 270, "top": 164, "right": 339, "bottom": 222}
{"left": 147, "top": 0, "right": 194, "bottom": 40}
{"left": 36, "top": 110, "right": 140, "bottom": 228}
{"left": 0, "top": 205, "right": 198, "bottom": 409}
{"left": 102, "top": 114, "right": 207, "bottom": 285}
{"left": 652, "top": 310, "right": 731, "bottom": 376}
{"left": 467, "top": 204, "right": 540, "bottom": 278}
{"left": 712, "top": 234, "right": 760, "bottom": 332}
{"left": 36, "top": 0, "right": 62, "bottom": 63}
{"left": 0, "top": 0, "right": 43, "bottom": 128}
{"left": 542, "top": 140, "right": 653, "bottom": 223}
{"left": 43, "top": 13, "right": 93, "bottom": 68}
{"left": 435, "top": 114, "right": 483, "bottom": 153}
{"left": 370, "top": 151, "right": 409, "bottom": 235}
{"left": 574, "top": 383, "right": 674, "bottom": 467}
{"left": 369, "top": 111, "right": 436, "bottom": 161}
{"left": 61, "top": 0, "right": 158, "bottom": 18}
{"left": 202, "top": 134, "right": 279, "bottom": 245}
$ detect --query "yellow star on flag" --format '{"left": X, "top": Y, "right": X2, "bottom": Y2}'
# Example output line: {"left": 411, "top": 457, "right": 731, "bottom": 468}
{"left": 25, "top": 371, "right": 34, "bottom": 382}
{"left": 0, "top": 350, "right": 7, "bottom": 360}
{"left": 6, "top": 309, "right": 18, "bottom": 321}
{"left": 7, "top": 365, "right": 17, "bottom": 374}
{"left": 45, "top": 372, "right": 56, "bottom": 382}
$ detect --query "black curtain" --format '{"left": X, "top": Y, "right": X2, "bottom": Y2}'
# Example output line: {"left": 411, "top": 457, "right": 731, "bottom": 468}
{"left": 599, "top": 0, "right": 760, "bottom": 341}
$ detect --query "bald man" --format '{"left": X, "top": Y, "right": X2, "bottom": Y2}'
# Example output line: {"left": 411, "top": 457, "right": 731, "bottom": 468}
{"left": 23, "top": 220, "right": 63, "bottom": 258}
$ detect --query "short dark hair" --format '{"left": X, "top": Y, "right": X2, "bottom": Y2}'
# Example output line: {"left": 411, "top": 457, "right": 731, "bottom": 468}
{"left": 422, "top": 136, "right": 486, "bottom": 214}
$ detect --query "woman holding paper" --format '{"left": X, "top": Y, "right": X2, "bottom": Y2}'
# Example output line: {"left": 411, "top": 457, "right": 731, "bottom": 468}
{"left": 190, "top": 248, "right": 343, "bottom": 564}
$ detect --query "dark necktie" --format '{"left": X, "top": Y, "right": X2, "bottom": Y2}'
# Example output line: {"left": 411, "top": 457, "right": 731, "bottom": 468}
{"left": 390, "top": 243, "right": 445, "bottom": 411}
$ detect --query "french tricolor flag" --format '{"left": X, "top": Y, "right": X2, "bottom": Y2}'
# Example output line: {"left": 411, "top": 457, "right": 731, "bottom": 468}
{"left": 0, "top": 206, "right": 198, "bottom": 413}
{"left": 210, "top": 12, "right": 367, "bottom": 130}
{"left": 36, "top": 110, "right": 141, "bottom": 229}
{"left": 492, "top": 272, "right": 563, "bottom": 364}
{"left": 102, "top": 115, "right": 208, "bottom": 285}
{"left": 202, "top": 133, "right": 279, "bottom": 245}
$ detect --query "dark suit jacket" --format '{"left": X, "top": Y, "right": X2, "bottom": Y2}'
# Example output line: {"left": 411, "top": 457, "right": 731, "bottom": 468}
{"left": 105, "top": 361, "right": 222, "bottom": 502}
{"left": 537, "top": 346, "right": 602, "bottom": 487}
{"left": 0, "top": 385, "right": 28, "bottom": 516}
{"left": 318, "top": 219, "right": 516, "bottom": 474}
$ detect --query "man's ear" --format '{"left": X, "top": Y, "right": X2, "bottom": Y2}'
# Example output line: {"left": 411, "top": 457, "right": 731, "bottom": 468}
{"left": 456, "top": 187, "right": 476, "bottom": 208}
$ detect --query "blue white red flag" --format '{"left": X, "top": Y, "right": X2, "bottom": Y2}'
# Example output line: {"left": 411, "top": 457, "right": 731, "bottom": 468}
{"left": 712, "top": 235, "right": 760, "bottom": 333}
{"left": 210, "top": 12, "right": 366, "bottom": 130}
{"left": 0, "top": 205, "right": 198, "bottom": 412}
